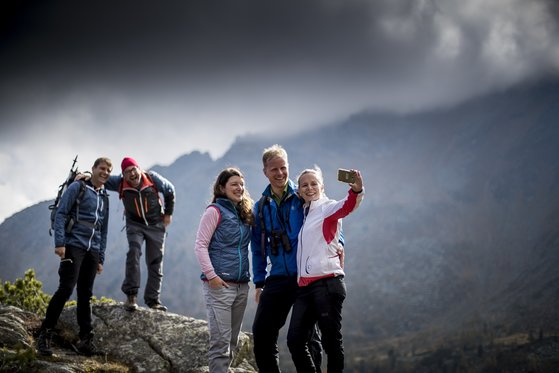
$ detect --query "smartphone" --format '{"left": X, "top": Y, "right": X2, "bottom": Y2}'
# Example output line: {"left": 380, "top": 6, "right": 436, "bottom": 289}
{"left": 337, "top": 169, "right": 356, "bottom": 184}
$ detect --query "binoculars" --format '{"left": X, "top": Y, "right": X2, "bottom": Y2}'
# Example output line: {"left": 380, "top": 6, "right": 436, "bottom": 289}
{"left": 269, "top": 230, "right": 292, "bottom": 255}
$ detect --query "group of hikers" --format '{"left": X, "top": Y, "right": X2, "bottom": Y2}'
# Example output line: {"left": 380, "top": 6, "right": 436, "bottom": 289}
{"left": 36, "top": 144, "right": 364, "bottom": 373}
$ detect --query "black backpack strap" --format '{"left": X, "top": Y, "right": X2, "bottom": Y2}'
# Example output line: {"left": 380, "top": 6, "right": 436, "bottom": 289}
{"left": 74, "top": 180, "right": 87, "bottom": 211}
{"left": 258, "top": 195, "right": 270, "bottom": 260}
{"left": 64, "top": 180, "right": 87, "bottom": 233}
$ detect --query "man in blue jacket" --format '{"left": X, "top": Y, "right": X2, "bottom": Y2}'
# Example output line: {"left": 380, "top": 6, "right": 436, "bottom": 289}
{"left": 252, "top": 145, "right": 326, "bottom": 372}
{"left": 104, "top": 157, "right": 175, "bottom": 312}
{"left": 37, "top": 157, "right": 112, "bottom": 357}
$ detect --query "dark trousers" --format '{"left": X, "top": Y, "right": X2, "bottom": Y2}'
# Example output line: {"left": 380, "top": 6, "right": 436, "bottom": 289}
{"left": 252, "top": 276, "right": 322, "bottom": 373}
{"left": 287, "top": 276, "right": 346, "bottom": 373}
{"left": 41, "top": 245, "right": 99, "bottom": 338}
{"left": 121, "top": 220, "right": 166, "bottom": 306}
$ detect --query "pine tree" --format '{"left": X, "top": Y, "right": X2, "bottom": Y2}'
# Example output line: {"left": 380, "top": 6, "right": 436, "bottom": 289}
{"left": 0, "top": 269, "right": 51, "bottom": 316}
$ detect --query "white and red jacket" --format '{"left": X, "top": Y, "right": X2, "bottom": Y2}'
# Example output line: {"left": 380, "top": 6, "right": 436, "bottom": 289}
{"left": 297, "top": 188, "right": 364, "bottom": 286}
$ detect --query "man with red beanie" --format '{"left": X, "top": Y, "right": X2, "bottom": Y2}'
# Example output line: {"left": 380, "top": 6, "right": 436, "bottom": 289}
{"left": 105, "top": 156, "right": 175, "bottom": 311}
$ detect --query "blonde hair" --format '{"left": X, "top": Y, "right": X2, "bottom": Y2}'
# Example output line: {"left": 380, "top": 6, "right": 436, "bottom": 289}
{"left": 262, "top": 144, "right": 288, "bottom": 168}
{"left": 297, "top": 165, "right": 324, "bottom": 187}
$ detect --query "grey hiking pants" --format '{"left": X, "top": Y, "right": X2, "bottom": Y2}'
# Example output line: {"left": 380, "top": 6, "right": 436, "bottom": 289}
{"left": 202, "top": 281, "right": 249, "bottom": 373}
{"left": 121, "top": 219, "right": 166, "bottom": 306}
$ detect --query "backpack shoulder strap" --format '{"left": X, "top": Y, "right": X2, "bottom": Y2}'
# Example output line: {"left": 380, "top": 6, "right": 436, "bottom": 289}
{"left": 73, "top": 180, "right": 87, "bottom": 221}
{"left": 76, "top": 180, "right": 87, "bottom": 202}
{"left": 258, "top": 195, "right": 269, "bottom": 260}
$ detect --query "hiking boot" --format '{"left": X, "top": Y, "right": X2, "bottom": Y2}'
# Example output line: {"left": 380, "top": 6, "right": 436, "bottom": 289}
{"left": 36, "top": 328, "right": 53, "bottom": 356}
{"left": 124, "top": 294, "right": 138, "bottom": 311}
{"left": 149, "top": 302, "right": 168, "bottom": 312}
{"left": 77, "top": 333, "right": 98, "bottom": 356}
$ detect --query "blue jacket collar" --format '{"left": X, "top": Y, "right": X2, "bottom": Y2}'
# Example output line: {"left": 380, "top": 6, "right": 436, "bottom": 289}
{"left": 262, "top": 179, "right": 298, "bottom": 199}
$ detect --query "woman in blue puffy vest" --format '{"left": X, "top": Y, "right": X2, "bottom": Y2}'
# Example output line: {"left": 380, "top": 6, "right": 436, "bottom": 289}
{"left": 194, "top": 167, "right": 254, "bottom": 372}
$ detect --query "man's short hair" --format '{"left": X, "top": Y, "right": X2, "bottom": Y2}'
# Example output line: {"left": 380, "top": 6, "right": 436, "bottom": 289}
{"left": 262, "top": 144, "right": 288, "bottom": 168}
{"left": 94, "top": 157, "right": 113, "bottom": 169}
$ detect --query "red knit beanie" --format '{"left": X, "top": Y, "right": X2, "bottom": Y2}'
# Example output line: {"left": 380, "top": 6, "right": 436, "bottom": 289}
{"left": 121, "top": 157, "right": 139, "bottom": 173}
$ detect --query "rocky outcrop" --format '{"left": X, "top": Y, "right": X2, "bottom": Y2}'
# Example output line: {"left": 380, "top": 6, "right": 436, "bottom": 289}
{"left": 0, "top": 303, "right": 257, "bottom": 372}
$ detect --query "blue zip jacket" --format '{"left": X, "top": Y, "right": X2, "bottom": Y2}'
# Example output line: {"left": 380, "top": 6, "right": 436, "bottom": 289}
{"left": 54, "top": 180, "right": 109, "bottom": 264}
{"left": 251, "top": 179, "right": 304, "bottom": 288}
{"left": 201, "top": 198, "right": 251, "bottom": 283}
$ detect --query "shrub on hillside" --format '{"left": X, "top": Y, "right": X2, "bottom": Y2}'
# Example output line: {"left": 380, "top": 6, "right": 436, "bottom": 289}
{"left": 0, "top": 269, "right": 51, "bottom": 316}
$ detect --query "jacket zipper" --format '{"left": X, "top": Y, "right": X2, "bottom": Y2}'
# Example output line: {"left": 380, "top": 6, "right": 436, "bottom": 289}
{"left": 87, "top": 191, "right": 101, "bottom": 251}
{"left": 232, "top": 203, "right": 243, "bottom": 282}
{"left": 237, "top": 224, "right": 244, "bottom": 282}
{"left": 298, "top": 205, "right": 310, "bottom": 278}
{"left": 136, "top": 190, "right": 149, "bottom": 225}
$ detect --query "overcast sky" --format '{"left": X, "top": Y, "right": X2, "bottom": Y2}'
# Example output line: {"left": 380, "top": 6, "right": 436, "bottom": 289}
{"left": 0, "top": 0, "right": 558, "bottom": 223}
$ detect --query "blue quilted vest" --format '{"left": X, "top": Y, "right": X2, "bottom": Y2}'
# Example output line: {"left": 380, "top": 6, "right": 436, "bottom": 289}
{"left": 202, "top": 198, "right": 251, "bottom": 283}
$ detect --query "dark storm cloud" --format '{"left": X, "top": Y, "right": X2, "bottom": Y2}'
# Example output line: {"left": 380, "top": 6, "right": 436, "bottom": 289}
{"left": 2, "top": 1, "right": 389, "bottom": 83}
{"left": 1, "top": 0, "right": 558, "bottom": 107}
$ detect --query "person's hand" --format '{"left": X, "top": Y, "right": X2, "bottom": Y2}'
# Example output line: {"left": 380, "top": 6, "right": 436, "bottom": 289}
{"left": 208, "top": 276, "right": 229, "bottom": 289}
{"left": 255, "top": 288, "right": 263, "bottom": 304}
{"left": 163, "top": 214, "right": 172, "bottom": 227}
{"left": 97, "top": 263, "right": 103, "bottom": 274}
{"left": 55, "top": 246, "right": 65, "bottom": 258}
{"left": 75, "top": 172, "right": 91, "bottom": 181}
{"left": 349, "top": 169, "right": 363, "bottom": 193}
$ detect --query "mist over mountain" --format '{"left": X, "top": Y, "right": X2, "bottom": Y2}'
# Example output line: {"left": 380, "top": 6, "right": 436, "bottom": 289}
{"left": 1, "top": 78, "right": 559, "bottom": 367}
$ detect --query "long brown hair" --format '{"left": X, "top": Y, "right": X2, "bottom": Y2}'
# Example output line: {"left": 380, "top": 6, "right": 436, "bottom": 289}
{"left": 212, "top": 167, "right": 254, "bottom": 225}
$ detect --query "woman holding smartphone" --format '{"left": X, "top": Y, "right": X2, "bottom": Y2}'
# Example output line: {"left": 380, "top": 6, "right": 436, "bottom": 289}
{"left": 287, "top": 166, "right": 364, "bottom": 372}
{"left": 194, "top": 167, "right": 254, "bottom": 372}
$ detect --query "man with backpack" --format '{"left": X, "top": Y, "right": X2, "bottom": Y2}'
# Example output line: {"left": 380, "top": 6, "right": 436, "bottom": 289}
{"left": 37, "top": 157, "right": 112, "bottom": 357}
{"left": 104, "top": 157, "right": 175, "bottom": 312}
